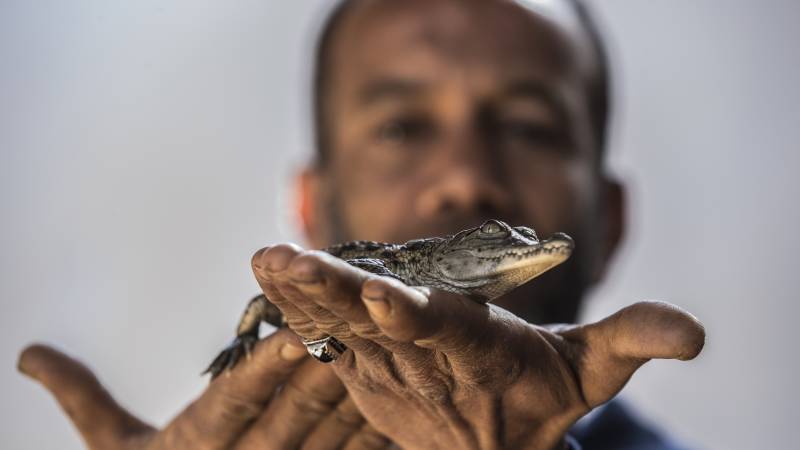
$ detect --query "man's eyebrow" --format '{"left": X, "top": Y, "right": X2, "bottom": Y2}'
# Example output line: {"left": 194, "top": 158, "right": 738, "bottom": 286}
{"left": 500, "top": 80, "right": 568, "bottom": 121}
{"left": 358, "top": 78, "right": 429, "bottom": 106}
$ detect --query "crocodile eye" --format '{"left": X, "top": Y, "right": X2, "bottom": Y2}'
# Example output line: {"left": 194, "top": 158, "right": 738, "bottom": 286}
{"left": 480, "top": 221, "right": 503, "bottom": 234}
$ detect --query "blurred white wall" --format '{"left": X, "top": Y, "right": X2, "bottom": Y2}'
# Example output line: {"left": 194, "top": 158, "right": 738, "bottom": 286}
{"left": 1, "top": 1, "right": 798, "bottom": 449}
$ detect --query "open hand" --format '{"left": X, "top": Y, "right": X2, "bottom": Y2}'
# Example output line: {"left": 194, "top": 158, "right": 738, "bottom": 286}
{"left": 254, "top": 243, "right": 706, "bottom": 450}
{"left": 18, "top": 329, "right": 389, "bottom": 450}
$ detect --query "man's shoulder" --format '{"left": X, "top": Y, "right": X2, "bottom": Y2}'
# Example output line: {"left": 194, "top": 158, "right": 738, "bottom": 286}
{"left": 569, "top": 399, "right": 697, "bottom": 450}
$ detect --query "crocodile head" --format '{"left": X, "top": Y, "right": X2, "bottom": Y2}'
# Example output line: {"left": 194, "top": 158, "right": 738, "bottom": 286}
{"left": 430, "top": 219, "right": 574, "bottom": 302}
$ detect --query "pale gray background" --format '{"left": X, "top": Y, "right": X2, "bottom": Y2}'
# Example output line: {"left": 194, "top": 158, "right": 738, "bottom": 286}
{"left": 2, "top": 1, "right": 798, "bottom": 449}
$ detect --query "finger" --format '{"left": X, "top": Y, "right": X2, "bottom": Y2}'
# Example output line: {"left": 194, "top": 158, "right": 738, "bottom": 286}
{"left": 341, "top": 423, "right": 391, "bottom": 450}
{"left": 17, "top": 344, "right": 154, "bottom": 450}
{"left": 360, "top": 277, "right": 526, "bottom": 387}
{"left": 235, "top": 360, "right": 346, "bottom": 449}
{"left": 264, "top": 251, "right": 382, "bottom": 359}
{"left": 361, "top": 277, "right": 492, "bottom": 354}
{"left": 559, "top": 300, "right": 706, "bottom": 408}
{"left": 271, "top": 250, "right": 354, "bottom": 340}
{"left": 160, "top": 328, "right": 309, "bottom": 448}
{"left": 300, "top": 396, "right": 366, "bottom": 450}
{"left": 282, "top": 251, "right": 411, "bottom": 356}
{"left": 252, "top": 244, "right": 324, "bottom": 340}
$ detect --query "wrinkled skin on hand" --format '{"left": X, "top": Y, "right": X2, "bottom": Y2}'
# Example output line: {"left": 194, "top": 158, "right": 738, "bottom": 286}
{"left": 18, "top": 330, "right": 389, "bottom": 450}
{"left": 254, "top": 244, "right": 706, "bottom": 450}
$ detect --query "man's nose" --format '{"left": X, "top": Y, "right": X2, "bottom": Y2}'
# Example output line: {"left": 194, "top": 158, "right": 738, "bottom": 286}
{"left": 414, "top": 130, "right": 511, "bottom": 219}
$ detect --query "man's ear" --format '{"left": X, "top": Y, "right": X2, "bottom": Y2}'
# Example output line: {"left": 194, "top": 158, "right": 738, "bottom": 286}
{"left": 594, "top": 176, "right": 626, "bottom": 282}
{"left": 296, "top": 166, "right": 326, "bottom": 248}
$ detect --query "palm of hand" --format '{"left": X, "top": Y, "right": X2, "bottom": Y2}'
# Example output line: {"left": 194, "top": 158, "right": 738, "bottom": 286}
{"left": 340, "top": 302, "right": 586, "bottom": 450}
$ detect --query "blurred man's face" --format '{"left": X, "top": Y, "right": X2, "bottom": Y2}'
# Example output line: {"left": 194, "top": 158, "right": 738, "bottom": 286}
{"left": 300, "top": 0, "right": 623, "bottom": 323}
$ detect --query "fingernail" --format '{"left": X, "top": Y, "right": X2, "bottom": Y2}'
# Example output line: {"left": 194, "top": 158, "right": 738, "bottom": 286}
{"left": 362, "top": 281, "right": 391, "bottom": 319}
{"left": 288, "top": 259, "right": 323, "bottom": 285}
{"left": 264, "top": 246, "right": 299, "bottom": 273}
{"left": 362, "top": 280, "right": 387, "bottom": 300}
{"left": 17, "top": 345, "right": 42, "bottom": 379}
{"left": 17, "top": 356, "right": 31, "bottom": 377}
{"left": 251, "top": 247, "right": 269, "bottom": 271}
{"left": 280, "top": 342, "right": 308, "bottom": 361}
{"left": 363, "top": 294, "right": 391, "bottom": 319}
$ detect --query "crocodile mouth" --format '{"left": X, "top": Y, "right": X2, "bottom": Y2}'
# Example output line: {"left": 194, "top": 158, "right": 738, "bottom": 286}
{"left": 493, "top": 248, "right": 570, "bottom": 275}
{"left": 475, "top": 242, "right": 571, "bottom": 261}
{"left": 437, "top": 235, "right": 573, "bottom": 286}
{"left": 471, "top": 234, "right": 573, "bottom": 262}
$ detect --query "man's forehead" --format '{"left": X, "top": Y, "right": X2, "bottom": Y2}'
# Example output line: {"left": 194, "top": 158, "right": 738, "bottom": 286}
{"left": 328, "top": 0, "right": 595, "bottom": 87}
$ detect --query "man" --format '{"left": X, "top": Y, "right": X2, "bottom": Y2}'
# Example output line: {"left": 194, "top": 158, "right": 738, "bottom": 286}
{"left": 17, "top": 0, "right": 705, "bottom": 449}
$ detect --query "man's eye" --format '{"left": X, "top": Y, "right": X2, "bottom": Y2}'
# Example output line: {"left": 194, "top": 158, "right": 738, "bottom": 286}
{"left": 376, "top": 118, "right": 430, "bottom": 145}
{"left": 500, "top": 121, "right": 563, "bottom": 147}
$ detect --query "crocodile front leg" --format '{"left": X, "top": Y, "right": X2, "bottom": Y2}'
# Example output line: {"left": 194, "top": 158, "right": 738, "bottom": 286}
{"left": 203, "top": 294, "right": 284, "bottom": 379}
{"left": 346, "top": 258, "right": 404, "bottom": 281}
{"left": 204, "top": 260, "right": 401, "bottom": 379}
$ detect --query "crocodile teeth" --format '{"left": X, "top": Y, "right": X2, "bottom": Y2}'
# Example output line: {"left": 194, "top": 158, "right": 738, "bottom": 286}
{"left": 479, "top": 243, "right": 570, "bottom": 261}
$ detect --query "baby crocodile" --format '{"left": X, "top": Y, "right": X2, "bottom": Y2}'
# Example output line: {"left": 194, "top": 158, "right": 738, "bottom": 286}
{"left": 205, "top": 219, "right": 573, "bottom": 378}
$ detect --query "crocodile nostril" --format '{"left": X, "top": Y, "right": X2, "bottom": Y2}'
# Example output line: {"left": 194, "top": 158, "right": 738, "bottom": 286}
{"left": 550, "top": 232, "right": 575, "bottom": 249}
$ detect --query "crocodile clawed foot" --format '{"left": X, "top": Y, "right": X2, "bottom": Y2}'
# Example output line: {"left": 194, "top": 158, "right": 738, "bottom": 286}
{"left": 203, "top": 334, "right": 258, "bottom": 379}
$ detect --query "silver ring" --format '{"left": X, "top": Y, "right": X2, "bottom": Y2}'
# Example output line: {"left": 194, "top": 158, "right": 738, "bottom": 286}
{"left": 302, "top": 336, "right": 347, "bottom": 363}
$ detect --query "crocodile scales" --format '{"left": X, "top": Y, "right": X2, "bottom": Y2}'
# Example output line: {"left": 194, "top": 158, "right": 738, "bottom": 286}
{"left": 205, "top": 219, "right": 574, "bottom": 378}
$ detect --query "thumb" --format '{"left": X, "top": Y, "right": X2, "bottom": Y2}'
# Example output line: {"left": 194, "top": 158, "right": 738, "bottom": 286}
{"left": 18, "top": 343, "right": 154, "bottom": 449}
{"left": 559, "top": 301, "right": 706, "bottom": 408}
